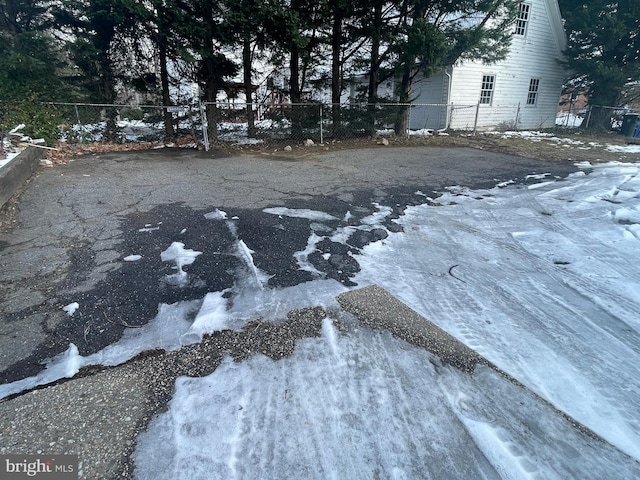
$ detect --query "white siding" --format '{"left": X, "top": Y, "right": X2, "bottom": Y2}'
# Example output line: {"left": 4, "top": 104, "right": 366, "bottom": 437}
{"left": 415, "top": 0, "right": 566, "bottom": 130}
{"left": 409, "top": 70, "right": 449, "bottom": 130}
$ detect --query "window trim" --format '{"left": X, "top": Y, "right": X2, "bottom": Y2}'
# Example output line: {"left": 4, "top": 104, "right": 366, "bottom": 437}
{"left": 527, "top": 78, "right": 540, "bottom": 106}
{"left": 479, "top": 74, "right": 496, "bottom": 105}
{"left": 515, "top": 3, "right": 531, "bottom": 36}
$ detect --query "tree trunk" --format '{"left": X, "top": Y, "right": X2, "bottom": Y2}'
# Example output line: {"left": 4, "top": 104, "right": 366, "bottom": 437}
{"left": 331, "top": 10, "right": 343, "bottom": 138}
{"left": 159, "top": 33, "right": 175, "bottom": 141}
{"left": 394, "top": 61, "right": 413, "bottom": 136}
{"left": 366, "top": 1, "right": 383, "bottom": 136}
{"left": 94, "top": 22, "right": 117, "bottom": 142}
{"left": 204, "top": 78, "right": 218, "bottom": 142}
{"left": 243, "top": 36, "right": 256, "bottom": 138}
{"left": 289, "top": 42, "right": 303, "bottom": 138}
{"left": 99, "top": 56, "right": 118, "bottom": 142}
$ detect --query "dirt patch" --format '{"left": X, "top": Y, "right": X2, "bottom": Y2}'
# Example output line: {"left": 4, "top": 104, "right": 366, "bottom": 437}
{"left": 41, "top": 129, "right": 637, "bottom": 165}
{"left": 459, "top": 131, "right": 636, "bottom": 163}
{"left": 214, "top": 130, "right": 638, "bottom": 164}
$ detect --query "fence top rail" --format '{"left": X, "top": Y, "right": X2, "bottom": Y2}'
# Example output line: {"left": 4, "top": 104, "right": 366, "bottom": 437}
{"left": 202, "top": 101, "right": 479, "bottom": 108}
{"left": 590, "top": 104, "right": 640, "bottom": 113}
{"left": 203, "top": 101, "right": 419, "bottom": 106}
{"left": 39, "top": 101, "right": 520, "bottom": 110}
{"left": 45, "top": 102, "right": 194, "bottom": 109}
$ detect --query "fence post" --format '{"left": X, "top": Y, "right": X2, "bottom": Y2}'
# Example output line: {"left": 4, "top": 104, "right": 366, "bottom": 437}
{"left": 473, "top": 103, "right": 480, "bottom": 133}
{"left": 585, "top": 105, "right": 593, "bottom": 129}
{"left": 320, "top": 104, "right": 324, "bottom": 144}
{"left": 515, "top": 102, "right": 521, "bottom": 130}
{"left": 74, "top": 104, "right": 84, "bottom": 143}
{"left": 199, "top": 101, "right": 209, "bottom": 151}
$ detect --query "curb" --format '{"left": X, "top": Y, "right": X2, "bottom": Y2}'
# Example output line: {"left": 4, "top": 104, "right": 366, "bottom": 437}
{"left": 0, "top": 147, "right": 45, "bottom": 209}
{"left": 337, "top": 284, "right": 487, "bottom": 373}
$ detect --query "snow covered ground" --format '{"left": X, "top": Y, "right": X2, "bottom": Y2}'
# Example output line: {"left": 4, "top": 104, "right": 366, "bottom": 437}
{"left": 136, "top": 161, "right": 640, "bottom": 479}
{"left": 2, "top": 159, "right": 640, "bottom": 477}
{"left": 0, "top": 156, "right": 15, "bottom": 169}
{"left": 354, "top": 162, "right": 640, "bottom": 459}
{"left": 134, "top": 318, "right": 639, "bottom": 480}
{"left": 486, "top": 130, "right": 640, "bottom": 154}
{"left": 0, "top": 125, "right": 39, "bottom": 167}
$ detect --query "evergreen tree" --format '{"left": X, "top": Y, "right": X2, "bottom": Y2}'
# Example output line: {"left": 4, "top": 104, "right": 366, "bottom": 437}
{"left": 323, "top": 0, "right": 374, "bottom": 137}
{"left": 559, "top": 0, "right": 640, "bottom": 128}
{"left": 220, "top": 0, "right": 291, "bottom": 138}
{"left": 285, "top": 0, "right": 325, "bottom": 138}
{"left": 0, "top": 1, "right": 64, "bottom": 101}
{"left": 141, "top": 0, "right": 191, "bottom": 141}
{"left": 53, "top": 0, "right": 150, "bottom": 140}
{"left": 0, "top": 0, "right": 75, "bottom": 141}
{"left": 164, "top": 0, "right": 238, "bottom": 142}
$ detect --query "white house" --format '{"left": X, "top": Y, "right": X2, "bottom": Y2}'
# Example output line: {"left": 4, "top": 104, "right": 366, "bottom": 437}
{"left": 409, "top": 0, "right": 567, "bottom": 131}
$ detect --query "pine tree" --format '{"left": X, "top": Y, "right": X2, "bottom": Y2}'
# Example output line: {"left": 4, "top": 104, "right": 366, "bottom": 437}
{"left": 0, "top": 0, "right": 75, "bottom": 142}
{"left": 285, "top": 0, "right": 325, "bottom": 138}
{"left": 157, "top": 0, "right": 238, "bottom": 142}
{"left": 559, "top": 0, "right": 640, "bottom": 128}
{"left": 219, "top": 0, "right": 290, "bottom": 138}
{"left": 53, "top": 0, "right": 150, "bottom": 140}
{"left": 0, "top": 0, "right": 67, "bottom": 101}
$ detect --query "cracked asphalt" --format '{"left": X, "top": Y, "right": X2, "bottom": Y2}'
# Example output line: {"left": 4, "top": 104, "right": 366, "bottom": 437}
{"left": 0, "top": 144, "right": 579, "bottom": 478}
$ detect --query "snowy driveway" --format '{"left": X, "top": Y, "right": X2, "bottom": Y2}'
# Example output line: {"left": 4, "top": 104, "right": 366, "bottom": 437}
{"left": 0, "top": 146, "right": 575, "bottom": 380}
{"left": 1, "top": 146, "right": 639, "bottom": 478}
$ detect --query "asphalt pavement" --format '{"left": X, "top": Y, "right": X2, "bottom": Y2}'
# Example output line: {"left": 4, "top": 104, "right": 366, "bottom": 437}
{"left": 0, "top": 144, "right": 579, "bottom": 478}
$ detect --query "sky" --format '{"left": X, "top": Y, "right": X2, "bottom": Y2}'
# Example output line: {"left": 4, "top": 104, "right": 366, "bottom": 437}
{"left": 2, "top": 156, "right": 640, "bottom": 478}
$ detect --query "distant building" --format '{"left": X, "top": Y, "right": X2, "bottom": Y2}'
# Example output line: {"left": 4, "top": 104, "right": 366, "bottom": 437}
{"left": 408, "top": 0, "right": 567, "bottom": 131}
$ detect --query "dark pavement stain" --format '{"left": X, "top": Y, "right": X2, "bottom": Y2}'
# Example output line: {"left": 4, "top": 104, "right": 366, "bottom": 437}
{"left": 0, "top": 187, "right": 421, "bottom": 383}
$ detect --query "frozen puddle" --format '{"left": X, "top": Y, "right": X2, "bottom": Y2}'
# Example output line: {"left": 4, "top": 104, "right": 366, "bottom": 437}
{"left": 134, "top": 318, "right": 639, "bottom": 480}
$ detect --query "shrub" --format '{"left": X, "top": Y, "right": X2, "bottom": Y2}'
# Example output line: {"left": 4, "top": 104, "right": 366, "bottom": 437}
{"left": 0, "top": 98, "right": 62, "bottom": 145}
{"left": 121, "top": 108, "right": 144, "bottom": 121}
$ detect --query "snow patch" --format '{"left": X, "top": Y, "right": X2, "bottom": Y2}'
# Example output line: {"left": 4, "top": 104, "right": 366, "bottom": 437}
{"left": 62, "top": 302, "right": 79, "bottom": 316}
{"left": 160, "top": 242, "right": 202, "bottom": 287}
{"left": 204, "top": 209, "right": 228, "bottom": 220}
{"left": 263, "top": 207, "right": 339, "bottom": 222}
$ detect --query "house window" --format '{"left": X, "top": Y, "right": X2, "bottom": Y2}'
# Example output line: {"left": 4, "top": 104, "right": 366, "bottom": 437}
{"left": 480, "top": 75, "right": 495, "bottom": 105}
{"left": 527, "top": 78, "right": 540, "bottom": 105}
{"left": 515, "top": 3, "right": 530, "bottom": 36}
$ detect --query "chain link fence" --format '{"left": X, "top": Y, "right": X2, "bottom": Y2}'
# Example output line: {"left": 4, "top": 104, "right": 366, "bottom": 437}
{"left": 48, "top": 103, "right": 200, "bottom": 143}
{"left": 2, "top": 101, "right": 578, "bottom": 151}
{"left": 580, "top": 105, "right": 640, "bottom": 131}
{"left": 555, "top": 104, "right": 640, "bottom": 131}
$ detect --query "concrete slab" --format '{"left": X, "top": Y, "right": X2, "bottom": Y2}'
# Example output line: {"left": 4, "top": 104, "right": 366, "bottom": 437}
{"left": 337, "top": 284, "right": 487, "bottom": 373}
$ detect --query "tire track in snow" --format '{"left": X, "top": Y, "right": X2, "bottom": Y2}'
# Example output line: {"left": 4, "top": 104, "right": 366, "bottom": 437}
{"left": 355, "top": 193, "right": 640, "bottom": 462}
{"left": 432, "top": 212, "right": 640, "bottom": 461}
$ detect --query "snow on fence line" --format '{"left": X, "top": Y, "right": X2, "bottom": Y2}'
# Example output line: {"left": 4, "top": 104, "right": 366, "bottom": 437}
{"left": 2, "top": 101, "right": 586, "bottom": 151}
{"left": 3, "top": 101, "right": 637, "bottom": 153}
